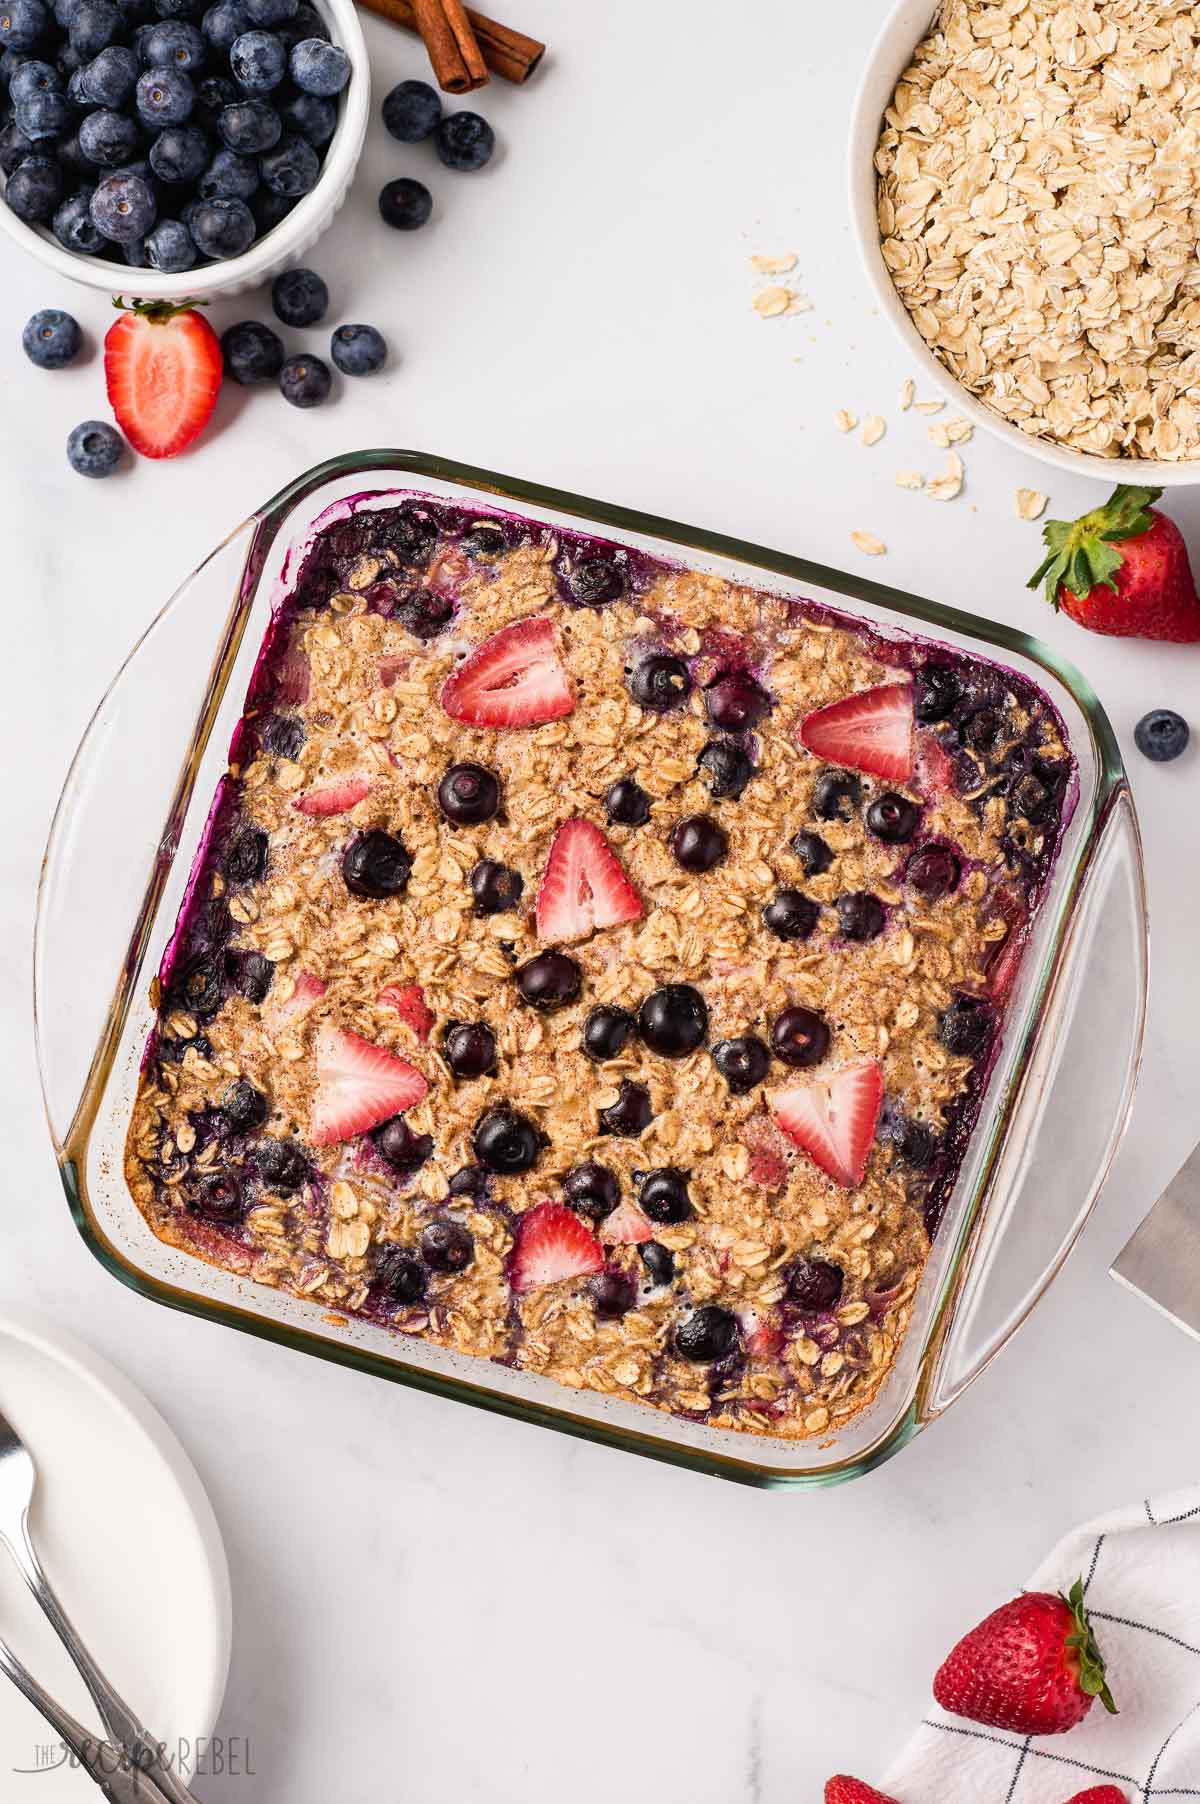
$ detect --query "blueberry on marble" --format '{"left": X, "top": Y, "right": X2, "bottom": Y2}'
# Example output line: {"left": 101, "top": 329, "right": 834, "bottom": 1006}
{"left": 380, "top": 75, "right": 438, "bottom": 142}
{"left": 22, "top": 305, "right": 80, "bottom": 367}
{"left": 434, "top": 106, "right": 492, "bottom": 170}
{"left": 330, "top": 321, "right": 385, "bottom": 376}
{"left": 66, "top": 417, "right": 123, "bottom": 475}
{"left": 1134, "top": 708, "right": 1189, "bottom": 763}
{"left": 377, "top": 174, "right": 431, "bottom": 230}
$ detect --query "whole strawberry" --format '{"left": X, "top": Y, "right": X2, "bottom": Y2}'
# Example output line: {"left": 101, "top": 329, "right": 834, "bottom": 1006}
{"left": 824, "top": 1779, "right": 901, "bottom": 1804}
{"left": 1027, "top": 484, "right": 1200, "bottom": 641}
{"left": 933, "top": 1578, "right": 1116, "bottom": 1735}
{"left": 1063, "top": 1788, "right": 1127, "bottom": 1803}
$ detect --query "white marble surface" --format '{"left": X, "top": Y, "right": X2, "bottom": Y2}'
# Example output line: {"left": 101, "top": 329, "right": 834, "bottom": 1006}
{"left": 4, "top": 1, "right": 1200, "bottom": 1796}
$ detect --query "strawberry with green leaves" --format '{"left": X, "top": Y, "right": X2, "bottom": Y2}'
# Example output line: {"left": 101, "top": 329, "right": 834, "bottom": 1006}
{"left": 933, "top": 1577, "right": 1117, "bottom": 1736}
{"left": 1027, "top": 484, "right": 1200, "bottom": 641}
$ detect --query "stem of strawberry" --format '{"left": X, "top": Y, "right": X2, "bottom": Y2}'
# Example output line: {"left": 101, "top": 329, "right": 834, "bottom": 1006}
{"left": 111, "top": 295, "right": 210, "bottom": 323}
{"left": 1062, "top": 1577, "right": 1118, "bottom": 1715}
{"left": 1026, "top": 484, "right": 1163, "bottom": 608}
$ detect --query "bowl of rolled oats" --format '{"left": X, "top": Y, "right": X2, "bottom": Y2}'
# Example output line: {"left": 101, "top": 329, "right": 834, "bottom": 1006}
{"left": 850, "top": 0, "right": 1200, "bottom": 482}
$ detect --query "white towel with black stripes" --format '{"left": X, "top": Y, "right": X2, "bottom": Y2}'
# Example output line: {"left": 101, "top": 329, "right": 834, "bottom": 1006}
{"left": 883, "top": 1487, "right": 1200, "bottom": 1802}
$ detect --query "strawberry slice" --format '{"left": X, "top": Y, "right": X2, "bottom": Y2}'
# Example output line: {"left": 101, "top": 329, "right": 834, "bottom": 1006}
{"left": 273, "top": 646, "right": 311, "bottom": 706}
{"left": 915, "top": 731, "right": 956, "bottom": 799}
{"left": 982, "top": 888, "right": 1026, "bottom": 999}
{"left": 283, "top": 969, "right": 326, "bottom": 1017}
{"left": 534, "top": 817, "right": 643, "bottom": 942}
{"left": 377, "top": 981, "right": 434, "bottom": 1040}
{"left": 293, "top": 776, "right": 371, "bottom": 817}
{"left": 103, "top": 298, "right": 222, "bottom": 460}
{"left": 310, "top": 1026, "right": 428, "bottom": 1146}
{"left": 741, "top": 1308, "right": 783, "bottom": 1359}
{"left": 742, "top": 1113, "right": 790, "bottom": 1190}
{"left": 440, "top": 617, "right": 574, "bottom": 729}
{"left": 799, "top": 683, "right": 914, "bottom": 782}
{"left": 771, "top": 1060, "right": 885, "bottom": 1188}
{"left": 600, "top": 1196, "right": 654, "bottom": 1245}
{"left": 508, "top": 1202, "right": 604, "bottom": 1294}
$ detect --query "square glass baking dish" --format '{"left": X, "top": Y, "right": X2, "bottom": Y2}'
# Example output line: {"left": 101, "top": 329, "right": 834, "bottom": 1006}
{"left": 34, "top": 451, "right": 1148, "bottom": 1490}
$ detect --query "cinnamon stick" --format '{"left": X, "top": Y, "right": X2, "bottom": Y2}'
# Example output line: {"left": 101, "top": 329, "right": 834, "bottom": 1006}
{"left": 356, "top": 0, "right": 545, "bottom": 84}
{"left": 409, "top": 0, "right": 489, "bottom": 92}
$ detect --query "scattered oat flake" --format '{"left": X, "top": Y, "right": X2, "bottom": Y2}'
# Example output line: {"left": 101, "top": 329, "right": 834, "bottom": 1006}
{"left": 913, "top": 399, "right": 944, "bottom": 415}
{"left": 834, "top": 409, "right": 858, "bottom": 433}
{"left": 899, "top": 377, "right": 914, "bottom": 411}
{"left": 750, "top": 252, "right": 797, "bottom": 274}
{"left": 895, "top": 469, "right": 924, "bottom": 490}
{"left": 1016, "top": 488, "right": 1048, "bottom": 521}
{"left": 753, "top": 286, "right": 792, "bottom": 318}
{"left": 861, "top": 415, "right": 886, "bottom": 447}
{"left": 851, "top": 530, "right": 887, "bottom": 556}
{"left": 925, "top": 453, "right": 963, "bottom": 502}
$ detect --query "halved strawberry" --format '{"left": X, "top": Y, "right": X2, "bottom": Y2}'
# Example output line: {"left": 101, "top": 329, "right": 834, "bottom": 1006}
{"left": 772, "top": 1060, "right": 884, "bottom": 1188}
{"left": 600, "top": 1196, "right": 653, "bottom": 1245}
{"left": 103, "top": 297, "right": 222, "bottom": 460}
{"left": 535, "top": 817, "right": 642, "bottom": 942}
{"left": 283, "top": 969, "right": 326, "bottom": 1017}
{"left": 310, "top": 1026, "right": 428, "bottom": 1146}
{"left": 440, "top": 616, "right": 574, "bottom": 729}
{"left": 799, "top": 683, "right": 913, "bottom": 782}
{"left": 377, "top": 981, "right": 434, "bottom": 1040}
{"left": 293, "top": 776, "right": 371, "bottom": 817}
{"left": 508, "top": 1202, "right": 604, "bottom": 1294}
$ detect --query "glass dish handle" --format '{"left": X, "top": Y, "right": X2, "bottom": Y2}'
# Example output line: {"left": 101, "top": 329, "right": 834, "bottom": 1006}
{"left": 922, "top": 784, "right": 1148, "bottom": 1420}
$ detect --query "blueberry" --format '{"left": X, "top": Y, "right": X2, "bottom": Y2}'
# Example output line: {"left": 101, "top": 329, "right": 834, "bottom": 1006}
{"left": 770, "top": 1006, "right": 830, "bottom": 1069}
{"left": 468, "top": 858, "right": 522, "bottom": 915}
{"left": 222, "top": 1076, "right": 268, "bottom": 1131}
{"left": 447, "top": 1164, "right": 486, "bottom": 1199}
{"left": 638, "top": 984, "right": 707, "bottom": 1058}
{"left": 696, "top": 739, "right": 753, "bottom": 800}
{"left": 278, "top": 0, "right": 323, "bottom": 41}
{"left": 913, "top": 662, "right": 960, "bottom": 724}
{"left": 225, "top": 825, "right": 267, "bottom": 883}
{"left": 436, "top": 760, "right": 499, "bottom": 824}
{"left": 248, "top": 179, "right": 290, "bottom": 231}
{"left": 69, "top": 0, "right": 119, "bottom": 54}
{"left": 218, "top": 93, "right": 279, "bottom": 149}
{"left": 598, "top": 1079, "right": 652, "bottom": 1138}
{"left": 82, "top": 40, "right": 136, "bottom": 101}
{"left": 866, "top": 792, "right": 920, "bottom": 844}
{"left": 562, "top": 554, "right": 626, "bottom": 607}
{"left": 22, "top": 306, "right": 81, "bottom": 367}
{"left": 136, "top": 62, "right": 194, "bottom": 124}
{"left": 562, "top": 1160, "right": 619, "bottom": 1221}
{"left": 674, "top": 1305, "right": 737, "bottom": 1363}
{"left": 4, "top": 150, "right": 62, "bottom": 216}
{"left": 13, "top": 83, "right": 69, "bottom": 133}
{"left": 56, "top": 126, "right": 94, "bottom": 176}
{"left": 259, "top": 128, "right": 316, "bottom": 192}
{"left": 473, "top": 1105, "right": 540, "bottom": 1174}
{"left": 590, "top": 1270, "right": 636, "bottom": 1319}
{"left": 241, "top": 0, "right": 294, "bottom": 22}
{"left": 262, "top": 712, "right": 304, "bottom": 757}
{"left": 0, "top": 0, "right": 47, "bottom": 51}
{"left": 66, "top": 416, "right": 123, "bottom": 475}
{"left": 762, "top": 888, "right": 819, "bottom": 941}
{"left": 786, "top": 1256, "right": 843, "bottom": 1312}
{"left": 434, "top": 106, "right": 492, "bottom": 170}
{"left": 278, "top": 86, "right": 330, "bottom": 143}
{"left": 188, "top": 1169, "right": 243, "bottom": 1221}
{"left": 288, "top": 33, "right": 344, "bottom": 93}
{"left": 218, "top": 318, "right": 280, "bottom": 383}
{"left": 200, "top": 0, "right": 244, "bottom": 49}
{"left": 377, "top": 504, "right": 438, "bottom": 564}
{"left": 377, "top": 173, "right": 431, "bottom": 230}
{"left": 639, "top": 1241, "right": 675, "bottom": 1286}
{"left": 229, "top": 948, "right": 272, "bottom": 1002}
{"left": 171, "top": 950, "right": 223, "bottom": 1015}
{"left": 391, "top": 586, "right": 452, "bottom": 639}
{"left": 711, "top": 1035, "right": 770, "bottom": 1094}
{"left": 66, "top": 62, "right": 92, "bottom": 102}
{"left": 835, "top": 892, "right": 885, "bottom": 941}
{"left": 960, "top": 707, "right": 1001, "bottom": 752}
{"left": 199, "top": 144, "right": 257, "bottom": 196}
{"left": 811, "top": 769, "right": 862, "bottom": 821}
{"left": 443, "top": 1020, "right": 496, "bottom": 1080}
{"left": 10, "top": 57, "right": 58, "bottom": 98}
{"left": 604, "top": 777, "right": 650, "bottom": 826}
{"left": 271, "top": 261, "right": 325, "bottom": 324}
{"left": 638, "top": 1166, "right": 690, "bottom": 1223}
{"left": 789, "top": 829, "right": 832, "bottom": 876}
{"left": 146, "top": 14, "right": 204, "bottom": 59}
{"left": 374, "top": 1246, "right": 426, "bottom": 1304}
{"left": 904, "top": 843, "right": 961, "bottom": 901}
{"left": 629, "top": 652, "right": 691, "bottom": 711}
{"left": 342, "top": 828, "right": 410, "bottom": 897}
{"left": 78, "top": 104, "right": 140, "bottom": 162}
{"left": 460, "top": 520, "right": 509, "bottom": 560}
{"left": 671, "top": 814, "right": 727, "bottom": 872}
{"left": 1134, "top": 707, "right": 1189, "bottom": 763}
{"left": 882, "top": 1111, "right": 936, "bottom": 1169}
{"left": 420, "top": 1218, "right": 474, "bottom": 1273}
{"left": 581, "top": 1004, "right": 635, "bottom": 1062}
{"left": 330, "top": 321, "right": 385, "bottom": 376}
{"left": 704, "top": 669, "right": 770, "bottom": 731}
{"left": 381, "top": 74, "right": 438, "bottom": 141}
{"left": 90, "top": 165, "right": 154, "bottom": 235}
{"left": 190, "top": 192, "right": 254, "bottom": 255}
{"left": 0, "top": 117, "right": 36, "bottom": 173}
{"left": 255, "top": 1135, "right": 307, "bottom": 1191}
{"left": 938, "top": 994, "right": 992, "bottom": 1057}
{"left": 52, "top": 185, "right": 106, "bottom": 248}
{"left": 515, "top": 949, "right": 581, "bottom": 1011}
{"left": 192, "top": 69, "right": 234, "bottom": 123}
{"left": 148, "top": 119, "right": 206, "bottom": 178}
{"left": 373, "top": 1114, "right": 432, "bottom": 1171}
{"left": 1009, "top": 773, "right": 1049, "bottom": 821}
{"left": 229, "top": 25, "right": 283, "bottom": 90}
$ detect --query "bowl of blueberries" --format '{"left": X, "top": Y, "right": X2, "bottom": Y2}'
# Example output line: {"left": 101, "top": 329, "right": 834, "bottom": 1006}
{"left": 0, "top": 0, "right": 368, "bottom": 294}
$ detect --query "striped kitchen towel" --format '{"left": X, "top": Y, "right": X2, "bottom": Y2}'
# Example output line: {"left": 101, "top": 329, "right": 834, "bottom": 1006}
{"left": 883, "top": 1487, "right": 1200, "bottom": 1801}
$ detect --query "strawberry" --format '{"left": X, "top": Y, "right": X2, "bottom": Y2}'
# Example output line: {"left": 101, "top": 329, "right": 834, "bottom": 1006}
{"left": 377, "top": 655, "right": 409, "bottom": 688}
{"left": 440, "top": 616, "right": 574, "bottom": 728}
{"left": 1063, "top": 1789, "right": 1127, "bottom": 1804}
{"left": 741, "top": 1308, "right": 783, "bottom": 1359}
{"left": 282, "top": 970, "right": 326, "bottom": 1017}
{"left": 508, "top": 1202, "right": 605, "bottom": 1294}
{"left": 600, "top": 1196, "right": 653, "bottom": 1245}
{"left": 982, "top": 888, "right": 1026, "bottom": 1000}
{"left": 377, "top": 981, "right": 434, "bottom": 1041}
{"left": 1027, "top": 484, "right": 1200, "bottom": 641}
{"left": 535, "top": 817, "right": 643, "bottom": 942}
{"left": 799, "top": 683, "right": 914, "bottom": 782}
{"left": 293, "top": 776, "right": 371, "bottom": 817}
{"left": 103, "top": 297, "right": 222, "bottom": 460}
{"left": 742, "top": 1113, "right": 790, "bottom": 1189}
{"left": 273, "top": 646, "right": 311, "bottom": 706}
{"left": 933, "top": 1578, "right": 1117, "bottom": 1736}
{"left": 824, "top": 1779, "right": 901, "bottom": 1804}
{"left": 771, "top": 1060, "right": 884, "bottom": 1188}
{"left": 310, "top": 1026, "right": 428, "bottom": 1146}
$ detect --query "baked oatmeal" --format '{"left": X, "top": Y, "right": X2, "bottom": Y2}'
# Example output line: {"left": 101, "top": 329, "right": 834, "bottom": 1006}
{"left": 124, "top": 495, "right": 1073, "bottom": 1441}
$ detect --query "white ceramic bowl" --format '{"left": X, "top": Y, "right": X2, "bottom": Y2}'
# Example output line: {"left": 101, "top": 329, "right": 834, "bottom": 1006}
{"left": 0, "top": 0, "right": 369, "bottom": 301}
{"left": 848, "top": 0, "right": 1199, "bottom": 487}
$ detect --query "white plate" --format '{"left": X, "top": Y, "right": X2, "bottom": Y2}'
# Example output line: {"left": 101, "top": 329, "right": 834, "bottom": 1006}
{"left": 0, "top": 1310, "right": 230, "bottom": 1798}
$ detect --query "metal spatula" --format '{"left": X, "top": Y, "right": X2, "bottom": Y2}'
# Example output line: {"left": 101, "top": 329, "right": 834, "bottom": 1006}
{"left": 1111, "top": 1142, "right": 1200, "bottom": 1340}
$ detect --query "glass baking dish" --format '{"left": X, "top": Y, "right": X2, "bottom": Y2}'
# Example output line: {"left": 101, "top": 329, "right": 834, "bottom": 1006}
{"left": 34, "top": 451, "right": 1148, "bottom": 1489}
